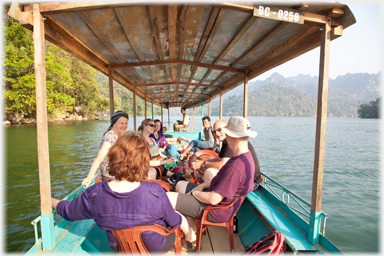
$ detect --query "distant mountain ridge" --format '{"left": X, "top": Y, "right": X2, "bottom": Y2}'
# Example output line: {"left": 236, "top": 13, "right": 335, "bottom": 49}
{"left": 205, "top": 72, "right": 381, "bottom": 117}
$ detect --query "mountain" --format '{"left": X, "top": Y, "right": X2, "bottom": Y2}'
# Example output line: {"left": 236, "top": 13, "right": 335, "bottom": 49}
{"left": 206, "top": 72, "right": 381, "bottom": 117}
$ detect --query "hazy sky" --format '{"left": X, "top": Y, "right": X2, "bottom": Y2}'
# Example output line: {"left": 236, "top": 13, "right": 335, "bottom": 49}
{"left": 254, "top": 1, "right": 383, "bottom": 81}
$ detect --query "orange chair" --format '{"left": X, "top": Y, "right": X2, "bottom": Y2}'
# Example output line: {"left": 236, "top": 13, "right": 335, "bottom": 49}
{"left": 188, "top": 150, "right": 218, "bottom": 184}
{"left": 112, "top": 224, "right": 182, "bottom": 254}
{"left": 147, "top": 179, "right": 173, "bottom": 192}
{"left": 194, "top": 196, "right": 246, "bottom": 253}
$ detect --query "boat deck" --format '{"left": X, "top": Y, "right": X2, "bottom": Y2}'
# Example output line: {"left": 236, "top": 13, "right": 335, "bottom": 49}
{"left": 177, "top": 226, "right": 245, "bottom": 254}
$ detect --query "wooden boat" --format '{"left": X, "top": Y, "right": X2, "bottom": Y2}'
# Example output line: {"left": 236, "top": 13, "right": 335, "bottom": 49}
{"left": 7, "top": 1, "right": 356, "bottom": 254}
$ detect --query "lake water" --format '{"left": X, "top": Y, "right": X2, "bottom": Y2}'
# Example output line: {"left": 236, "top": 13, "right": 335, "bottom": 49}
{"left": 4, "top": 116, "right": 381, "bottom": 253}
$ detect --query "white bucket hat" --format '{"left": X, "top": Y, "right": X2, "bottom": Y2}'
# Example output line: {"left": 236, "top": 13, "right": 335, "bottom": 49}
{"left": 221, "top": 116, "right": 257, "bottom": 138}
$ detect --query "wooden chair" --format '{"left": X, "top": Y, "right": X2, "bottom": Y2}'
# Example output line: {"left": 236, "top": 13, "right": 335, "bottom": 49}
{"left": 188, "top": 150, "right": 218, "bottom": 184}
{"left": 194, "top": 196, "right": 246, "bottom": 253}
{"left": 147, "top": 179, "right": 173, "bottom": 192}
{"left": 112, "top": 224, "right": 182, "bottom": 254}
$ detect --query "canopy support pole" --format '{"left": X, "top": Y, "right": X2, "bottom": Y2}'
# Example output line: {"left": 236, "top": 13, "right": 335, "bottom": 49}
{"left": 168, "top": 106, "right": 170, "bottom": 130}
{"left": 151, "top": 100, "right": 154, "bottom": 120}
{"left": 208, "top": 99, "right": 211, "bottom": 117}
{"left": 161, "top": 105, "right": 163, "bottom": 124}
{"left": 108, "top": 66, "right": 114, "bottom": 117}
{"left": 33, "top": 4, "right": 55, "bottom": 250}
{"left": 201, "top": 102, "right": 204, "bottom": 135}
{"left": 243, "top": 70, "right": 249, "bottom": 118}
{"left": 191, "top": 107, "right": 195, "bottom": 132}
{"left": 133, "top": 86, "right": 136, "bottom": 130}
{"left": 144, "top": 96, "right": 147, "bottom": 119}
{"left": 309, "top": 18, "right": 331, "bottom": 245}
{"left": 219, "top": 90, "right": 223, "bottom": 119}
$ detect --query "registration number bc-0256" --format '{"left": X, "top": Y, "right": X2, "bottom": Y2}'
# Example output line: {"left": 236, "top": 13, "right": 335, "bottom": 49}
{"left": 253, "top": 6, "right": 305, "bottom": 24}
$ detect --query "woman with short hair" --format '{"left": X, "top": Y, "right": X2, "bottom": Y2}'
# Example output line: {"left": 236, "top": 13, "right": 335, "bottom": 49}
{"left": 82, "top": 110, "right": 128, "bottom": 186}
{"left": 52, "top": 131, "right": 182, "bottom": 253}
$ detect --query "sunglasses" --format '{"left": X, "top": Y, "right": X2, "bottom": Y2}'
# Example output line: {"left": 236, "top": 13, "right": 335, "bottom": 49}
{"left": 145, "top": 124, "right": 156, "bottom": 128}
{"left": 212, "top": 128, "right": 222, "bottom": 134}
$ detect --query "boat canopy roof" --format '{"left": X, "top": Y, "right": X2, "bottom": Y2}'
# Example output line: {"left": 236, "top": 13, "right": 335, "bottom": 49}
{"left": 8, "top": 2, "right": 355, "bottom": 109}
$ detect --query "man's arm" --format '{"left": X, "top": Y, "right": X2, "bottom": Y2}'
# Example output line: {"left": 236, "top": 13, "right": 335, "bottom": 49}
{"left": 192, "top": 157, "right": 230, "bottom": 171}
{"left": 191, "top": 190, "right": 224, "bottom": 205}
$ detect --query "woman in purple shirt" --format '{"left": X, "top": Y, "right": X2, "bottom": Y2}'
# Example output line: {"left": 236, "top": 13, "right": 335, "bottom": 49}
{"left": 51, "top": 131, "right": 182, "bottom": 253}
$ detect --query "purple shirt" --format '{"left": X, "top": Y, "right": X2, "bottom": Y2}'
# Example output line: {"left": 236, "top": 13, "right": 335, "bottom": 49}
{"left": 57, "top": 181, "right": 182, "bottom": 251}
{"left": 208, "top": 151, "right": 255, "bottom": 222}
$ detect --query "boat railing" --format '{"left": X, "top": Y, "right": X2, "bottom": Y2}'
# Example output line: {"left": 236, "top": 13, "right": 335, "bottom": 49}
{"left": 261, "top": 173, "right": 328, "bottom": 236}
{"left": 30, "top": 172, "right": 102, "bottom": 249}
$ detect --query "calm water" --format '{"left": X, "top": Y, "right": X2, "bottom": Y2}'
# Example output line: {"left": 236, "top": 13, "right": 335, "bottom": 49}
{"left": 4, "top": 117, "right": 381, "bottom": 253}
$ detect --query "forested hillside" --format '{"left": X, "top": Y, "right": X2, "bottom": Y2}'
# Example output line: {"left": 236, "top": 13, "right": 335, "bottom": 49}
{"left": 3, "top": 13, "right": 161, "bottom": 124}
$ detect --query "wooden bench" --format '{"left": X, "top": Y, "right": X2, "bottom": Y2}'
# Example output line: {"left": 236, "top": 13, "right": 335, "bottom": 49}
{"left": 237, "top": 186, "right": 319, "bottom": 254}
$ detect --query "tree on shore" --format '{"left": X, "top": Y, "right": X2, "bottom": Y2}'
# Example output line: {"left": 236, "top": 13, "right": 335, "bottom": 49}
{"left": 357, "top": 97, "right": 380, "bottom": 118}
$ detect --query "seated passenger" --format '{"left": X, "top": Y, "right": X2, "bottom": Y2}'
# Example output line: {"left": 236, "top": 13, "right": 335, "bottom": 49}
{"left": 179, "top": 116, "right": 215, "bottom": 160}
{"left": 173, "top": 107, "right": 189, "bottom": 132}
{"left": 150, "top": 119, "right": 181, "bottom": 161}
{"left": 166, "top": 116, "right": 257, "bottom": 250}
{"left": 81, "top": 110, "right": 128, "bottom": 186}
{"left": 191, "top": 119, "right": 261, "bottom": 189}
{"left": 52, "top": 131, "right": 182, "bottom": 253}
{"left": 139, "top": 119, "right": 191, "bottom": 179}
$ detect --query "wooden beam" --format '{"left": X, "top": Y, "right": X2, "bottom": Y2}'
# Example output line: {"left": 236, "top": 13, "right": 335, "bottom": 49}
{"left": 153, "top": 95, "right": 200, "bottom": 101}
{"left": 78, "top": 11, "right": 144, "bottom": 83}
{"left": 7, "top": 2, "right": 33, "bottom": 25}
{"left": 178, "top": 5, "right": 188, "bottom": 84}
{"left": 188, "top": 8, "right": 226, "bottom": 84}
{"left": 304, "top": 12, "right": 327, "bottom": 24}
{"left": 168, "top": 5, "right": 178, "bottom": 83}
{"left": 211, "top": 21, "right": 289, "bottom": 86}
{"left": 133, "top": 86, "right": 137, "bottom": 130}
{"left": 109, "top": 66, "right": 114, "bottom": 116}
{"left": 24, "top": 2, "right": 137, "bottom": 14}
{"left": 219, "top": 89, "right": 223, "bottom": 119}
{"left": 309, "top": 18, "right": 331, "bottom": 245}
{"left": 146, "top": 91, "right": 204, "bottom": 96}
{"left": 149, "top": 6, "right": 170, "bottom": 86}
{"left": 114, "top": 8, "right": 157, "bottom": 85}
{"left": 135, "top": 81, "right": 218, "bottom": 88}
{"left": 111, "top": 59, "right": 246, "bottom": 73}
{"left": 243, "top": 70, "right": 249, "bottom": 118}
{"left": 199, "top": 15, "right": 257, "bottom": 86}
{"left": 211, "top": 3, "right": 254, "bottom": 13}
{"left": 33, "top": 4, "right": 55, "bottom": 250}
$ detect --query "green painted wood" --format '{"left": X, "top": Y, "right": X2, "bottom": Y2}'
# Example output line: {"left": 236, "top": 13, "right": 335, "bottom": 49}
{"left": 242, "top": 189, "right": 319, "bottom": 253}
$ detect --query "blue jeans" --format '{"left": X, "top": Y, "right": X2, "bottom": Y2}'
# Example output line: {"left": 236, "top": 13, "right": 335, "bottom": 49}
{"left": 163, "top": 144, "right": 181, "bottom": 161}
{"left": 188, "top": 140, "right": 215, "bottom": 154}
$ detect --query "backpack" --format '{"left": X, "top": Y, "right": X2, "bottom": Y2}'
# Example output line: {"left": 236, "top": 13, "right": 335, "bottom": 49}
{"left": 245, "top": 231, "right": 286, "bottom": 254}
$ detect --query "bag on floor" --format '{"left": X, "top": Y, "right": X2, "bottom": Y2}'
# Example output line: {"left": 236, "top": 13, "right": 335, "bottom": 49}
{"left": 245, "top": 230, "right": 286, "bottom": 254}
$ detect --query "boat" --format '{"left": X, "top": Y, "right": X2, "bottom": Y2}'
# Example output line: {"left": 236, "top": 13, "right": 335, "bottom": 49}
{"left": 7, "top": 1, "right": 356, "bottom": 254}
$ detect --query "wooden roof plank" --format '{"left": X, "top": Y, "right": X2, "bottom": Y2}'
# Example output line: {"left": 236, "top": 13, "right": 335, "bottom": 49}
{"left": 149, "top": 6, "right": 170, "bottom": 90}
{"left": 114, "top": 8, "right": 157, "bottom": 84}
{"left": 135, "top": 81, "right": 218, "bottom": 88}
{"left": 110, "top": 60, "right": 246, "bottom": 73}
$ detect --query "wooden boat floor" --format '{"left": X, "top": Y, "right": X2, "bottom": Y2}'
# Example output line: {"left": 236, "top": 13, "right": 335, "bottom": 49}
{"left": 168, "top": 226, "right": 244, "bottom": 254}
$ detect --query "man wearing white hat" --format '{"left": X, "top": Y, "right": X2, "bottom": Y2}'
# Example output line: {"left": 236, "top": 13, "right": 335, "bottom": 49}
{"left": 167, "top": 116, "right": 257, "bottom": 251}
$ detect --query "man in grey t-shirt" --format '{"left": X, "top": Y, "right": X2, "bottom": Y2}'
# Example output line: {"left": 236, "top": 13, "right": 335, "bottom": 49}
{"left": 179, "top": 116, "right": 216, "bottom": 160}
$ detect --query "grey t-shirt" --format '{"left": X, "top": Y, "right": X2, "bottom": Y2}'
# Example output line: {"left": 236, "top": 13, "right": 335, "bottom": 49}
{"left": 203, "top": 126, "right": 215, "bottom": 142}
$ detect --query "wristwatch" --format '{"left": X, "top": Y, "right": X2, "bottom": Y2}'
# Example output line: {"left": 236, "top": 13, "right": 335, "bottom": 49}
{"left": 191, "top": 189, "right": 195, "bottom": 197}
{"left": 202, "top": 161, "right": 206, "bottom": 169}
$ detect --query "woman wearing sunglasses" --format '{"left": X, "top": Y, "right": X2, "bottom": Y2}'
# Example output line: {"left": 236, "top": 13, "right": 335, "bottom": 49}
{"left": 150, "top": 119, "right": 181, "bottom": 161}
{"left": 139, "top": 119, "right": 191, "bottom": 178}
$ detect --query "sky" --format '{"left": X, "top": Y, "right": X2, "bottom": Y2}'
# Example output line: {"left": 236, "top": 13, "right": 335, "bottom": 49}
{"left": 253, "top": 1, "right": 383, "bottom": 81}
